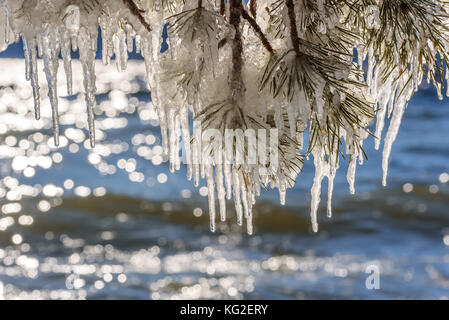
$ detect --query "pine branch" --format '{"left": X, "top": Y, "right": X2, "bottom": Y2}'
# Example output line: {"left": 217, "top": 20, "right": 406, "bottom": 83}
{"left": 229, "top": 0, "right": 245, "bottom": 102}
{"left": 241, "top": 9, "right": 274, "bottom": 54}
{"left": 5, "top": 0, "right": 449, "bottom": 233}
{"left": 250, "top": 0, "right": 257, "bottom": 18}
{"left": 220, "top": 0, "right": 226, "bottom": 16}
{"left": 285, "top": 0, "right": 300, "bottom": 54}
{"left": 123, "top": 0, "right": 152, "bottom": 32}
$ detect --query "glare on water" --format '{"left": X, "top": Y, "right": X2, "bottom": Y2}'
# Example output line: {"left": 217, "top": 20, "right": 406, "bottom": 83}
{"left": 0, "top": 59, "right": 448, "bottom": 300}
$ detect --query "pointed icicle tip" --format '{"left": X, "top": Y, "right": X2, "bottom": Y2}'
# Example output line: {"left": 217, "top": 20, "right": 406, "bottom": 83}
{"left": 382, "top": 172, "right": 388, "bottom": 187}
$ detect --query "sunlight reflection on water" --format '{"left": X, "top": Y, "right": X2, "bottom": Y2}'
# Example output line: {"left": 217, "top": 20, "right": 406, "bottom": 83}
{"left": 0, "top": 59, "right": 448, "bottom": 299}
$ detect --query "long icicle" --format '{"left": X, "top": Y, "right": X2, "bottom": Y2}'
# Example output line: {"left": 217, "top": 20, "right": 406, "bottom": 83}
{"left": 41, "top": 32, "right": 60, "bottom": 146}
{"left": 78, "top": 28, "right": 97, "bottom": 147}
{"left": 27, "top": 39, "right": 41, "bottom": 120}
{"left": 59, "top": 29, "right": 73, "bottom": 96}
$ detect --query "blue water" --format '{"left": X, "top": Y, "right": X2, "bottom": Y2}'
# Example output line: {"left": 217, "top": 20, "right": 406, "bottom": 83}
{"left": 0, "top": 51, "right": 448, "bottom": 299}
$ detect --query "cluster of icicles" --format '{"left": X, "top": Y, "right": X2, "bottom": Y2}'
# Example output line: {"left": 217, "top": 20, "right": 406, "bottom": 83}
{"left": 1, "top": 0, "right": 448, "bottom": 234}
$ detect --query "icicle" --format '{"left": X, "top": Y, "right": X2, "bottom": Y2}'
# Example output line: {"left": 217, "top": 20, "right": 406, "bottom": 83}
{"left": 374, "top": 102, "right": 387, "bottom": 151}
{"left": 215, "top": 163, "right": 226, "bottom": 222}
{"left": 22, "top": 36, "right": 30, "bottom": 81}
{"left": 310, "top": 152, "right": 326, "bottom": 233}
{"left": 180, "top": 107, "right": 192, "bottom": 180}
{"left": 382, "top": 90, "right": 410, "bottom": 186}
{"left": 155, "top": 101, "right": 169, "bottom": 157}
{"left": 347, "top": 154, "right": 357, "bottom": 195}
{"left": 174, "top": 113, "right": 181, "bottom": 171}
{"left": 366, "top": 49, "right": 374, "bottom": 89}
{"left": 279, "top": 188, "right": 286, "bottom": 206}
{"left": 135, "top": 35, "right": 141, "bottom": 54}
{"left": 168, "top": 108, "right": 177, "bottom": 173}
{"left": 375, "top": 72, "right": 397, "bottom": 150}
{"left": 78, "top": 28, "right": 97, "bottom": 147}
{"left": 141, "top": 37, "right": 168, "bottom": 157}
{"left": 387, "top": 81, "right": 400, "bottom": 118}
{"left": 113, "top": 29, "right": 128, "bottom": 72}
{"left": 446, "top": 65, "right": 449, "bottom": 97}
{"left": 245, "top": 186, "right": 254, "bottom": 235}
{"left": 71, "top": 35, "right": 78, "bottom": 52}
{"left": 41, "top": 31, "right": 60, "bottom": 146}
{"left": 327, "top": 171, "right": 335, "bottom": 218}
{"left": 101, "top": 33, "right": 109, "bottom": 65}
{"left": 206, "top": 165, "right": 216, "bottom": 232}
{"left": 37, "top": 35, "right": 43, "bottom": 57}
{"left": 99, "top": 18, "right": 110, "bottom": 65}
{"left": 356, "top": 44, "right": 364, "bottom": 70}
{"left": 125, "top": 24, "right": 134, "bottom": 53}
{"left": 28, "top": 39, "right": 41, "bottom": 120}
{"left": 200, "top": 162, "right": 206, "bottom": 180}
{"left": 253, "top": 173, "right": 261, "bottom": 197}
{"left": 192, "top": 120, "right": 201, "bottom": 187}
{"left": 232, "top": 167, "right": 243, "bottom": 226}
{"left": 2, "top": 0, "right": 9, "bottom": 45}
{"left": 246, "top": 209, "right": 253, "bottom": 235}
{"left": 59, "top": 30, "right": 73, "bottom": 96}
{"left": 224, "top": 163, "right": 232, "bottom": 200}
{"left": 64, "top": 4, "right": 79, "bottom": 56}
{"left": 241, "top": 174, "right": 249, "bottom": 219}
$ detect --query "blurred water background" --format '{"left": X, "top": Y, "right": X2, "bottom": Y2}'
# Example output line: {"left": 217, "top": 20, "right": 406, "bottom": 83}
{"left": 0, "top": 42, "right": 449, "bottom": 300}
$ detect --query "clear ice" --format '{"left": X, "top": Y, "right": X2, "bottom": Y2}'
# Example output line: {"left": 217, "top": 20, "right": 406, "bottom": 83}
{"left": 0, "top": 0, "right": 448, "bottom": 234}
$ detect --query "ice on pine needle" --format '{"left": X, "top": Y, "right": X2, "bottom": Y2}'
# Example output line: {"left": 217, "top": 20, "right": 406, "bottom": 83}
{"left": 1, "top": 0, "right": 449, "bottom": 234}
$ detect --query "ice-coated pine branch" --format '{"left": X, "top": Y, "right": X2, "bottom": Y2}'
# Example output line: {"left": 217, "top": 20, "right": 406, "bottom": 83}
{"left": 1, "top": 0, "right": 449, "bottom": 234}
